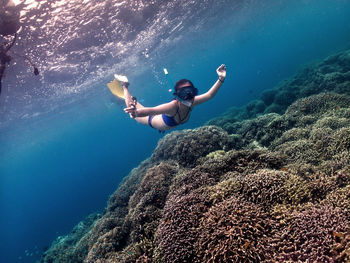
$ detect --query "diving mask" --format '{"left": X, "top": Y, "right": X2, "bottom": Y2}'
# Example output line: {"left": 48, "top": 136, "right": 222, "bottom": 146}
{"left": 174, "top": 86, "right": 198, "bottom": 107}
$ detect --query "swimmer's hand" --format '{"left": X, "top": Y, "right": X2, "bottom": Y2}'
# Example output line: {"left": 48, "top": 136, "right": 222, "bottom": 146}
{"left": 217, "top": 64, "right": 226, "bottom": 81}
{"left": 124, "top": 106, "right": 137, "bottom": 118}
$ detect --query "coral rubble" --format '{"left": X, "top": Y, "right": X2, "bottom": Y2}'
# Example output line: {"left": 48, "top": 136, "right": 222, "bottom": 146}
{"left": 38, "top": 49, "right": 350, "bottom": 263}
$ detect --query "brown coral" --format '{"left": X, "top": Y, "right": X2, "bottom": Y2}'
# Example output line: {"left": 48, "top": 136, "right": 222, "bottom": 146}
{"left": 151, "top": 126, "right": 232, "bottom": 167}
{"left": 195, "top": 196, "right": 272, "bottom": 262}
{"left": 154, "top": 189, "right": 208, "bottom": 263}
{"left": 264, "top": 205, "right": 350, "bottom": 262}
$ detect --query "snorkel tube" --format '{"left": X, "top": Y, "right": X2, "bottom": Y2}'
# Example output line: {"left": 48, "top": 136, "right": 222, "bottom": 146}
{"left": 163, "top": 67, "right": 174, "bottom": 92}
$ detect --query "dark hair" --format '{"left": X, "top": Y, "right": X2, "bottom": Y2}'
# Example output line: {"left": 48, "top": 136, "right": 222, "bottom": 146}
{"left": 174, "top": 79, "right": 195, "bottom": 93}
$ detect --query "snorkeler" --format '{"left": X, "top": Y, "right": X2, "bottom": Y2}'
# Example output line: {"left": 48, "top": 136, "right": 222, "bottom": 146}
{"left": 0, "top": 33, "right": 16, "bottom": 95}
{"left": 122, "top": 64, "right": 226, "bottom": 131}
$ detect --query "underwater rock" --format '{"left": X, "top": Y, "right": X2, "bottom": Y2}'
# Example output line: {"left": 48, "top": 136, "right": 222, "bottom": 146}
{"left": 260, "top": 89, "right": 276, "bottom": 106}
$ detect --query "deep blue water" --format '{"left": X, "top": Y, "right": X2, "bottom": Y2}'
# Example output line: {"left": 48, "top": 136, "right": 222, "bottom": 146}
{"left": 1, "top": 0, "right": 350, "bottom": 262}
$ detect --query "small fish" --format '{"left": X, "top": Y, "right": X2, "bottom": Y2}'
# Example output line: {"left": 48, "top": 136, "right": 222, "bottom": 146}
{"left": 166, "top": 218, "right": 171, "bottom": 224}
{"left": 333, "top": 231, "right": 344, "bottom": 239}
{"left": 281, "top": 167, "right": 288, "bottom": 172}
{"left": 244, "top": 241, "right": 251, "bottom": 250}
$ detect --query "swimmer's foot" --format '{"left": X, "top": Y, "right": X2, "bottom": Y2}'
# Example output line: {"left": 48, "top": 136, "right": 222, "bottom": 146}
{"left": 121, "top": 81, "right": 129, "bottom": 88}
{"left": 114, "top": 74, "right": 129, "bottom": 88}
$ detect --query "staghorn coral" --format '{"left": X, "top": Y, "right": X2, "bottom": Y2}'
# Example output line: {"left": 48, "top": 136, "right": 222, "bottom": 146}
{"left": 198, "top": 149, "right": 286, "bottom": 181}
{"left": 264, "top": 205, "right": 350, "bottom": 262}
{"left": 195, "top": 196, "right": 273, "bottom": 263}
{"left": 207, "top": 173, "right": 242, "bottom": 204}
{"left": 107, "top": 159, "right": 152, "bottom": 213}
{"left": 284, "top": 93, "right": 350, "bottom": 122}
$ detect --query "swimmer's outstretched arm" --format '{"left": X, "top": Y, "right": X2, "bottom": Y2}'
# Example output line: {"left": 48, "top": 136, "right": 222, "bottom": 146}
{"left": 124, "top": 100, "right": 176, "bottom": 118}
{"left": 193, "top": 64, "right": 226, "bottom": 106}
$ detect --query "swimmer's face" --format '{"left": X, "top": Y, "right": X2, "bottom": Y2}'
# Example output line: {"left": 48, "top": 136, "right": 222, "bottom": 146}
{"left": 176, "top": 82, "right": 192, "bottom": 93}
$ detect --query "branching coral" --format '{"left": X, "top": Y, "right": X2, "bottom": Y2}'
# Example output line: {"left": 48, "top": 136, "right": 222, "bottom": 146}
{"left": 154, "top": 190, "right": 208, "bottom": 263}
{"left": 264, "top": 205, "right": 350, "bottom": 262}
{"left": 282, "top": 173, "right": 311, "bottom": 205}
{"left": 151, "top": 126, "right": 232, "bottom": 167}
{"left": 195, "top": 196, "right": 273, "bottom": 262}
{"left": 321, "top": 184, "right": 350, "bottom": 217}
{"left": 240, "top": 169, "right": 289, "bottom": 207}
{"left": 126, "top": 162, "right": 178, "bottom": 242}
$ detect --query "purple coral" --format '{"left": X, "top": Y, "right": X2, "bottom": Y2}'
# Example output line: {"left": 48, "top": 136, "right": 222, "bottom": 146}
{"left": 264, "top": 205, "right": 350, "bottom": 262}
{"left": 155, "top": 189, "right": 208, "bottom": 263}
{"left": 195, "top": 196, "right": 272, "bottom": 262}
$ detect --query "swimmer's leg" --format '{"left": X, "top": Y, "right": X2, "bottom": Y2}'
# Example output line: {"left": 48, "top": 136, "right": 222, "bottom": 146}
{"left": 122, "top": 85, "right": 149, "bottom": 125}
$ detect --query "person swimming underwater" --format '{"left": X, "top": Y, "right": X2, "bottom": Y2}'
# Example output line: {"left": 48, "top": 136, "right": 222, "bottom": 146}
{"left": 123, "top": 64, "right": 226, "bottom": 131}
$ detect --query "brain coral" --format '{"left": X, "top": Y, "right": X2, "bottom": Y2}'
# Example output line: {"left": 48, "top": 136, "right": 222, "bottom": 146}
{"left": 151, "top": 126, "right": 232, "bottom": 167}
{"left": 195, "top": 196, "right": 272, "bottom": 263}
{"left": 264, "top": 205, "right": 350, "bottom": 262}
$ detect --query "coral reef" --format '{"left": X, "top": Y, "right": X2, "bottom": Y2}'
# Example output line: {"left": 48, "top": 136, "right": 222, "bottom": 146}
{"left": 264, "top": 205, "right": 350, "bottom": 262}
{"left": 154, "top": 189, "right": 208, "bottom": 263}
{"left": 150, "top": 126, "right": 234, "bottom": 167}
{"left": 195, "top": 196, "right": 272, "bottom": 262}
{"left": 40, "top": 213, "right": 101, "bottom": 263}
{"left": 208, "top": 49, "right": 350, "bottom": 127}
{"left": 39, "top": 49, "right": 350, "bottom": 263}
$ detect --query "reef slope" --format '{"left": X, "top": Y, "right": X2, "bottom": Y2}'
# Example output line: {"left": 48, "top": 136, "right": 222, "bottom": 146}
{"left": 39, "top": 50, "right": 350, "bottom": 262}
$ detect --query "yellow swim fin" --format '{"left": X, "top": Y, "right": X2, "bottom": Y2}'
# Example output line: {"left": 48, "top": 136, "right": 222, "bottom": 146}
{"left": 107, "top": 78, "right": 125, "bottom": 99}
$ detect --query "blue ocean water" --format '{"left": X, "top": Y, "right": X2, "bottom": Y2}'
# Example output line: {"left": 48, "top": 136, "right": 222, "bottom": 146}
{"left": 1, "top": 0, "right": 350, "bottom": 262}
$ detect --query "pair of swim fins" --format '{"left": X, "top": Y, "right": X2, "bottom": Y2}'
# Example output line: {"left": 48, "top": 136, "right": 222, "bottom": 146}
{"left": 107, "top": 74, "right": 128, "bottom": 99}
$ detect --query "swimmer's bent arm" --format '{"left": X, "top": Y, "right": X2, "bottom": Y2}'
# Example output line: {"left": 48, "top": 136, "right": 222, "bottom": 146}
{"left": 124, "top": 100, "right": 176, "bottom": 118}
{"left": 193, "top": 64, "right": 227, "bottom": 106}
